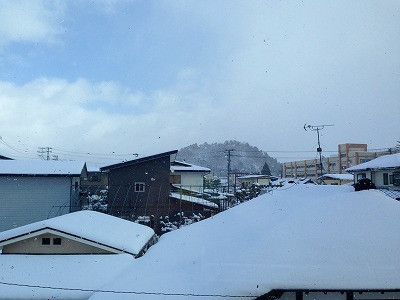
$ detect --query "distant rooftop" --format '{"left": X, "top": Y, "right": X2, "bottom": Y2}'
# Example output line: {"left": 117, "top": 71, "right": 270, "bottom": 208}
{"left": 318, "top": 173, "right": 354, "bottom": 181}
{"left": 171, "top": 161, "right": 211, "bottom": 173}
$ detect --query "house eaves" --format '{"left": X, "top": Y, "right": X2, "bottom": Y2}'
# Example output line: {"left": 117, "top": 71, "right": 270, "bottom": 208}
{"left": 0, "top": 227, "right": 136, "bottom": 256}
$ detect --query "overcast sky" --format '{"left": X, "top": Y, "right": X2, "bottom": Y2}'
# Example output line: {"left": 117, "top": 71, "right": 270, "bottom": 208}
{"left": 0, "top": 0, "right": 399, "bottom": 164}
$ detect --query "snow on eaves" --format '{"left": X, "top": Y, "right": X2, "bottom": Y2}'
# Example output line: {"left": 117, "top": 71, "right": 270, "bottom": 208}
{"left": 0, "top": 211, "right": 155, "bottom": 256}
{"left": 346, "top": 153, "right": 400, "bottom": 172}
{"left": 171, "top": 161, "right": 211, "bottom": 173}
{"left": 170, "top": 192, "right": 218, "bottom": 209}
{"left": 90, "top": 185, "right": 400, "bottom": 299}
{"left": 0, "top": 159, "right": 85, "bottom": 176}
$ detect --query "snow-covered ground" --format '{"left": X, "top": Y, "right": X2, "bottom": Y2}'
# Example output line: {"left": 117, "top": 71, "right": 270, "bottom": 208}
{"left": 1, "top": 185, "right": 399, "bottom": 299}
{"left": 88, "top": 184, "right": 400, "bottom": 299}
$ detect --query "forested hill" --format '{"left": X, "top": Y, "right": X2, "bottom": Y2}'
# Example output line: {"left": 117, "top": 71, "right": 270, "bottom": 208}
{"left": 176, "top": 141, "right": 282, "bottom": 177}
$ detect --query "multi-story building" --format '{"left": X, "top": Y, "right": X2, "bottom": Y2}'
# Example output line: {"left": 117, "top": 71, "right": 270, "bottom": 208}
{"left": 283, "top": 143, "right": 399, "bottom": 180}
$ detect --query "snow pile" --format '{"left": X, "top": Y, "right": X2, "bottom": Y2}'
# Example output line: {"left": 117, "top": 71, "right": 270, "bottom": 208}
{"left": 0, "top": 254, "right": 133, "bottom": 299}
{"left": 346, "top": 153, "right": 400, "bottom": 172}
{"left": 0, "top": 211, "right": 155, "bottom": 256}
{"left": 90, "top": 184, "right": 400, "bottom": 299}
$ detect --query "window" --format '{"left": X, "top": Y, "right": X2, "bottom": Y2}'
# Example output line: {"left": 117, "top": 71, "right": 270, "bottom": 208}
{"left": 390, "top": 174, "right": 394, "bottom": 184}
{"left": 170, "top": 175, "right": 181, "bottom": 184}
{"left": 89, "top": 175, "right": 101, "bottom": 182}
{"left": 53, "top": 237, "right": 62, "bottom": 245}
{"left": 135, "top": 182, "right": 145, "bottom": 192}
{"left": 41, "top": 237, "right": 50, "bottom": 245}
{"left": 393, "top": 173, "right": 400, "bottom": 187}
{"left": 357, "top": 173, "right": 366, "bottom": 180}
{"left": 383, "top": 173, "right": 389, "bottom": 185}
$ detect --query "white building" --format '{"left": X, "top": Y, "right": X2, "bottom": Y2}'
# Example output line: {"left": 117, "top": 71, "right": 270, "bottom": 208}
{"left": 346, "top": 153, "right": 400, "bottom": 189}
{"left": 237, "top": 174, "right": 272, "bottom": 188}
{"left": 170, "top": 161, "right": 211, "bottom": 193}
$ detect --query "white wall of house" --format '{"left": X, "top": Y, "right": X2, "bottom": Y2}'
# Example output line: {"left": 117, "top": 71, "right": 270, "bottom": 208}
{"left": 2, "top": 232, "right": 113, "bottom": 254}
{"left": 173, "top": 172, "right": 205, "bottom": 193}
{"left": 239, "top": 177, "right": 271, "bottom": 187}
{"left": 352, "top": 168, "right": 400, "bottom": 189}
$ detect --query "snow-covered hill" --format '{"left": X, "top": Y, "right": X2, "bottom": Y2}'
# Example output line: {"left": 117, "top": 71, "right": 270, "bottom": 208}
{"left": 176, "top": 140, "right": 282, "bottom": 177}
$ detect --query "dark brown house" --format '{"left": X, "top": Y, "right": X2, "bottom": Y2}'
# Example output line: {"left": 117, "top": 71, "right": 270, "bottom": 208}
{"left": 100, "top": 150, "right": 178, "bottom": 230}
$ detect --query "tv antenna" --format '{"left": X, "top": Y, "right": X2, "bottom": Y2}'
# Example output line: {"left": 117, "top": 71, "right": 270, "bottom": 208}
{"left": 304, "top": 124, "right": 334, "bottom": 177}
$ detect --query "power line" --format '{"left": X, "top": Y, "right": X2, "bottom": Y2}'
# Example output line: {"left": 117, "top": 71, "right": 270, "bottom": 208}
{"left": 52, "top": 147, "right": 139, "bottom": 157}
{"left": 0, "top": 281, "right": 256, "bottom": 298}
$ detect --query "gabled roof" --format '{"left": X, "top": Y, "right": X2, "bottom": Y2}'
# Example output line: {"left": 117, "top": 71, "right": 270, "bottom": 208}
{"left": 346, "top": 153, "right": 400, "bottom": 172}
{"left": 101, "top": 150, "right": 178, "bottom": 171}
{"left": 170, "top": 161, "right": 211, "bottom": 173}
{"left": 0, "top": 160, "right": 85, "bottom": 176}
{"left": 0, "top": 211, "right": 155, "bottom": 256}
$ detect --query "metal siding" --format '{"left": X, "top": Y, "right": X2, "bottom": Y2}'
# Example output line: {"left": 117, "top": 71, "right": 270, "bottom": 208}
{"left": 0, "top": 176, "right": 72, "bottom": 232}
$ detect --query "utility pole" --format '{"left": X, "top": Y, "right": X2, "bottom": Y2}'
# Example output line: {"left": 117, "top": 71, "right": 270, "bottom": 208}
{"left": 225, "top": 149, "right": 234, "bottom": 194}
{"left": 37, "top": 147, "right": 52, "bottom": 160}
{"left": 223, "top": 149, "right": 234, "bottom": 211}
{"left": 304, "top": 124, "right": 334, "bottom": 178}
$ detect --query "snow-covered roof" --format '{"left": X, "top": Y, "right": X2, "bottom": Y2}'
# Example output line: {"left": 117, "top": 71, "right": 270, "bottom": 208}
{"left": 274, "top": 177, "right": 315, "bottom": 185}
{"left": 318, "top": 173, "right": 354, "bottom": 181}
{"left": 237, "top": 174, "right": 270, "bottom": 180}
{"left": 170, "top": 192, "right": 218, "bottom": 209}
{"left": 171, "top": 161, "right": 211, "bottom": 173}
{"left": 0, "top": 159, "right": 85, "bottom": 176}
{"left": 346, "top": 153, "right": 400, "bottom": 172}
{"left": 0, "top": 211, "right": 155, "bottom": 256}
{"left": 90, "top": 184, "right": 400, "bottom": 299}
{"left": 0, "top": 254, "right": 133, "bottom": 299}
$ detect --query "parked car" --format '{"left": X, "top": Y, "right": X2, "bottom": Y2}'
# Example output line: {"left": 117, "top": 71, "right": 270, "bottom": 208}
{"left": 353, "top": 178, "right": 376, "bottom": 191}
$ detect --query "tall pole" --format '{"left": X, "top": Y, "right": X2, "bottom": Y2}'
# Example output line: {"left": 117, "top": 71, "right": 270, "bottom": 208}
{"left": 225, "top": 149, "right": 234, "bottom": 210}
{"left": 304, "top": 124, "right": 333, "bottom": 178}
{"left": 226, "top": 149, "right": 233, "bottom": 193}
{"left": 316, "top": 128, "right": 323, "bottom": 178}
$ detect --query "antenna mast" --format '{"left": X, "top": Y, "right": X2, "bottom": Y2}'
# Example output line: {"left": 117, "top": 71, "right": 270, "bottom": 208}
{"left": 304, "top": 124, "right": 334, "bottom": 177}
